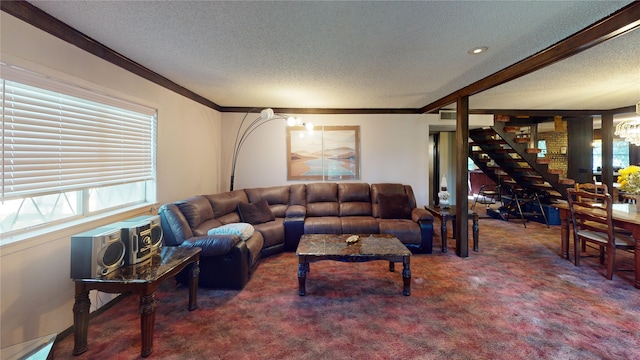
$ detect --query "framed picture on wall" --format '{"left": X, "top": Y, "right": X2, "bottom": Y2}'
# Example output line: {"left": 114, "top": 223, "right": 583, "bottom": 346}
{"left": 286, "top": 125, "right": 360, "bottom": 181}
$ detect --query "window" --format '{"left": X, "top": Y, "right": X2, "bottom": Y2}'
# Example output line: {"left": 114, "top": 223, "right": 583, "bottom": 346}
{"left": 1, "top": 64, "right": 157, "bottom": 238}
{"left": 537, "top": 140, "right": 547, "bottom": 158}
{"left": 592, "top": 139, "right": 629, "bottom": 171}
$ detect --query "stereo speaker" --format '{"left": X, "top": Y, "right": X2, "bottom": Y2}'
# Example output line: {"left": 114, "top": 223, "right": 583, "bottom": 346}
{"left": 70, "top": 226, "right": 126, "bottom": 279}
{"left": 117, "top": 215, "right": 163, "bottom": 265}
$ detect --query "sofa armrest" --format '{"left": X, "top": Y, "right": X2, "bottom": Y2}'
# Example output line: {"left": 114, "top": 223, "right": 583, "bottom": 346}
{"left": 180, "top": 235, "right": 241, "bottom": 257}
{"left": 286, "top": 205, "right": 306, "bottom": 218}
{"left": 412, "top": 207, "right": 434, "bottom": 223}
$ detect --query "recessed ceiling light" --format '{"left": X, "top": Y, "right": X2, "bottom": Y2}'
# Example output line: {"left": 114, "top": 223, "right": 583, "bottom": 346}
{"left": 468, "top": 46, "right": 488, "bottom": 55}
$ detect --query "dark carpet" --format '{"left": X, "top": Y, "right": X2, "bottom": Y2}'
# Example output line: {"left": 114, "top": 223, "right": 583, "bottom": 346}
{"left": 53, "top": 218, "right": 640, "bottom": 359}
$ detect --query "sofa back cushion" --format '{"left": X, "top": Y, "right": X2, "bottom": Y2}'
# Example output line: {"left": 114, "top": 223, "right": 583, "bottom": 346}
{"left": 245, "top": 186, "right": 290, "bottom": 218}
{"left": 206, "top": 190, "right": 248, "bottom": 224}
{"left": 289, "top": 184, "right": 307, "bottom": 206}
{"left": 338, "top": 183, "right": 372, "bottom": 216}
{"left": 306, "top": 183, "right": 339, "bottom": 217}
{"left": 175, "top": 195, "right": 214, "bottom": 229}
{"left": 371, "top": 183, "right": 417, "bottom": 218}
{"left": 378, "top": 193, "right": 412, "bottom": 219}
{"left": 238, "top": 200, "right": 276, "bottom": 225}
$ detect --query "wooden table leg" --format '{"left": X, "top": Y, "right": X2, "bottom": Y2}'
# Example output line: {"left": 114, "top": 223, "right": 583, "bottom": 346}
{"left": 472, "top": 214, "right": 479, "bottom": 252}
{"left": 188, "top": 260, "right": 199, "bottom": 311}
{"left": 72, "top": 286, "right": 90, "bottom": 355}
{"left": 636, "top": 238, "right": 640, "bottom": 289}
{"left": 559, "top": 208, "right": 570, "bottom": 259}
{"left": 139, "top": 294, "right": 156, "bottom": 357}
{"left": 298, "top": 258, "right": 308, "bottom": 296}
{"left": 441, "top": 218, "right": 448, "bottom": 253}
{"left": 402, "top": 256, "right": 411, "bottom": 296}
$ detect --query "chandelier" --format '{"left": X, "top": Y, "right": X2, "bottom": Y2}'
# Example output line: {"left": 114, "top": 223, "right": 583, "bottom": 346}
{"left": 614, "top": 102, "right": 640, "bottom": 145}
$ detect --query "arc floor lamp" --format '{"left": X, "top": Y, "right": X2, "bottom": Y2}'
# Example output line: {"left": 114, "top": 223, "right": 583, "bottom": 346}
{"left": 230, "top": 108, "right": 313, "bottom": 191}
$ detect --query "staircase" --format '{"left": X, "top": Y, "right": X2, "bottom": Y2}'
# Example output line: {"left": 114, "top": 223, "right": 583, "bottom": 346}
{"left": 469, "top": 116, "right": 575, "bottom": 201}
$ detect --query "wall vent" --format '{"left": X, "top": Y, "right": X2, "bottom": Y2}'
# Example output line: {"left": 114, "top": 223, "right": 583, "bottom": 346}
{"left": 439, "top": 110, "right": 456, "bottom": 121}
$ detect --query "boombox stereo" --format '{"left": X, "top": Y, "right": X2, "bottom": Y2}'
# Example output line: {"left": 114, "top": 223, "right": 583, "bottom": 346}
{"left": 70, "top": 215, "right": 163, "bottom": 279}
{"left": 70, "top": 226, "right": 126, "bottom": 279}
{"left": 116, "top": 215, "right": 163, "bottom": 265}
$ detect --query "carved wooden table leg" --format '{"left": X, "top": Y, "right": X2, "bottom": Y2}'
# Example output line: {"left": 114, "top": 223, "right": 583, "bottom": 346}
{"left": 559, "top": 208, "right": 570, "bottom": 259}
{"left": 139, "top": 294, "right": 157, "bottom": 357}
{"left": 441, "top": 218, "right": 448, "bottom": 252}
{"left": 471, "top": 213, "right": 479, "bottom": 252}
{"left": 188, "top": 260, "right": 199, "bottom": 311}
{"left": 72, "top": 286, "right": 90, "bottom": 355}
{"left": 402, "top": 256, "right": 411, "bottom": 296}
{"left": 298, "top": 258, "right": 309, "bottom": 296}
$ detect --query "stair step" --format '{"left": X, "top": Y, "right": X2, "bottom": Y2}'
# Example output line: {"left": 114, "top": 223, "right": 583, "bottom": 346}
{"left": 559, "top": 178, "right": 575, "bottom": 185}
{"left": 547, "top": 169, "right": 563, "bottom": 175}
{"left": 473, "top": 129, "right": 496, "bottom": 136}
{"left": 526, "top": 148, "right": 542, "bottom": 154}
{"left": 536, "top": 158, "right": 552, "bottom": 164}
{"left": 495, "top": 148, "right": 515, "bottom": 153}
{"left": 494, "top": 115, "right": 510, "bottom": 122}
{"left": 515, "top": 137, "right": 530, "bottom": 143}
{"left": 503, "top": 126, "right": 522, "bottom": 133}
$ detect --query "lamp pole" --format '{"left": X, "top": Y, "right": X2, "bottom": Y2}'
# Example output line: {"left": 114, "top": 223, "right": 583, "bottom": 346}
{"left": 230, "top": 109, "right": 313, "bottom": 191}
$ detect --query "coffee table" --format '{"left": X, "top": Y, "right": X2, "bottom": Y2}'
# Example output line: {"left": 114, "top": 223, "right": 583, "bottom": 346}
{"left": 72, "top": 246, "right": 201, "bottom": 357}
{"left": 296, "top": 234, "right": 411, "bottom": 296}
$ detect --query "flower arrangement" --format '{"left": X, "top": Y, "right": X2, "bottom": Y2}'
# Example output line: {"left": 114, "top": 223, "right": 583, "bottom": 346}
{"left": 617, "top": 165, "right": 640, "bottom": 194}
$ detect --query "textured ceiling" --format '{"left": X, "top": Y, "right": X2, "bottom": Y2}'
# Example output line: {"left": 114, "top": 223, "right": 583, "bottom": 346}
{"left": 26, "top": 1, "right": 639, "bottom": 112}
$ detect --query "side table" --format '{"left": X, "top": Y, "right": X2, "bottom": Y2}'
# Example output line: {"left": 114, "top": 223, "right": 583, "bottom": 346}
{"left": 424, "top": 206, "right": 479, "bottom": 253}
{"left": 72, "top": 246, "right": 201, "bottom": 357}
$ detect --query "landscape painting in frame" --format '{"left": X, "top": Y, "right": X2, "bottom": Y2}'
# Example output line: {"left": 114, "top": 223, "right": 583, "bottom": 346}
{"left": 287, "top": 126, "right": 360, "bottom": 181}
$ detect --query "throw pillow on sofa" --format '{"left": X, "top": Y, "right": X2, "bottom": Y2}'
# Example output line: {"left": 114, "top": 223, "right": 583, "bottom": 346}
{"left": 207, "top": 223, "right": 255, "bottom": 240}
{"left": 238, "top": 200, "right": 276, "bottom": 225}
{"left": 378, "top": 193, "right": 412, "bottom": 219}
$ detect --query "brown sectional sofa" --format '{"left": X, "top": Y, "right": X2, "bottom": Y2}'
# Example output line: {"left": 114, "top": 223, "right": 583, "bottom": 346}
{"left": 158, "top": 182, "right": 434, "bottom": 289}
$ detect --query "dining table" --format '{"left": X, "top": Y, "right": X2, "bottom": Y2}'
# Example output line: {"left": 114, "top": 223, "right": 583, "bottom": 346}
{"left": 552, "top": 201, "right": 640, "bottom": 288}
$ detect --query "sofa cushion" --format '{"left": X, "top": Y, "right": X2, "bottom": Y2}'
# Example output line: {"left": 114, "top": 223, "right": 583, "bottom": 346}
{"left": 341, "top": 216, "right": 379, "bottom": 234}
{"left": 207, "top": 190, "right": 249, "bottom": 218}
{"left": 378, "top": 219, "right": 422, "bottom": 245}
{"left": 339, "top": 183, "right": 372, "bottom": 216}
{"left": 193, "top": 218, "right": 224, "bottom": 236}
{"left": 245, "top": 186, "right": 290, "bottom": 217}
{"left": 253, "top": 218, "right": 285, "bottom": 249}
{"left": 378, "top": 193, "right": 412, "bottom": 219}
{"left": 238, "top": 200, "right": 276, "bottom": 225}
{"left": 208, "top": 223, "right": 255, "bottom": 240}
{"left": 175, "top": 196, "right": 214, "bottom": 229}
{"left": 304, "top": 216, "right": 342, "bottom": 234}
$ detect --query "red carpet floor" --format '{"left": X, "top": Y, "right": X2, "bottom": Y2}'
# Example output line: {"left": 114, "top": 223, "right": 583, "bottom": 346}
{"left": 53, "top": 218, "right": 640, "bottom": 359}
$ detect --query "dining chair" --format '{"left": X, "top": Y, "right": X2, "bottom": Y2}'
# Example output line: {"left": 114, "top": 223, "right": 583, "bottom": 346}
{"left": 573, "top": 182, "right": 631, "bottom": 254}
{"left": 574, "top": 182, "right": 607, "bottom": 202}
{"left": 566, "top": 188, "right": 635, "bottom": 280}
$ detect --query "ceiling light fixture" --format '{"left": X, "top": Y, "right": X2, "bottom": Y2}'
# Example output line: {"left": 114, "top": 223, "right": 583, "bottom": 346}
{"left": 614, "top": 106, "right": 640, "bottom": 145}
{"left": 467, "top": 46, "right": 488, "bottom": 55}
{"left": 230, "top": 108, "right": 313, "bottom": 191}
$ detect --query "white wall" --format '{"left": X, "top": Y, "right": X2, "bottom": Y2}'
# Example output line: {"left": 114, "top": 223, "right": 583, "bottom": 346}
{"left": 0, "top": 13, "right": 222, "bottom": 347}
{"left": 222, "top": 112, "right": 432, "bottom": 206}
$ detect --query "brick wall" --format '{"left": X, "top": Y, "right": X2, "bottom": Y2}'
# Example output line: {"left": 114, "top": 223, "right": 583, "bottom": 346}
{"left": 538, "top": 131, "right": 568, "bottom": 177}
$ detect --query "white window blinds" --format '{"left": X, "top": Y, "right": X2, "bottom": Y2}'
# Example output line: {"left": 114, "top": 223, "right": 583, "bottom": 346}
{"left": 1, "top": 66, "right": 157, "bottom": 201}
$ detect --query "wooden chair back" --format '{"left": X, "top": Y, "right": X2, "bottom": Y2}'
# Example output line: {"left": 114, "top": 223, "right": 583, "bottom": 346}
{"left": 574, "top": 182, "right": 608, "bottom": 203}
{"left": 566, "top": 187, "right": 613, "bottom": 242}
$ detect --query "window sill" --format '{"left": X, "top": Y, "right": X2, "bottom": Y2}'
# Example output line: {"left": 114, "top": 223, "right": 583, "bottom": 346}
{"left": 0, "top": 203, "right": 158, "bottom": 256}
